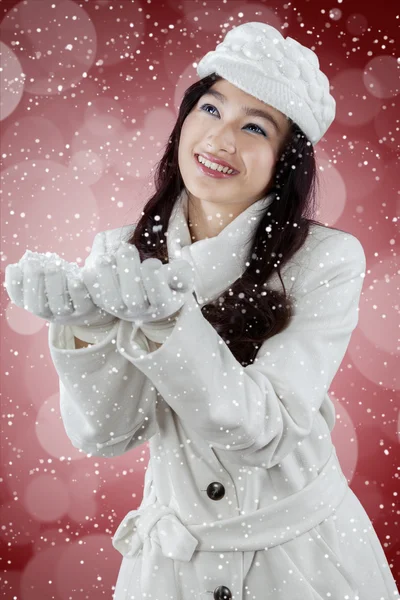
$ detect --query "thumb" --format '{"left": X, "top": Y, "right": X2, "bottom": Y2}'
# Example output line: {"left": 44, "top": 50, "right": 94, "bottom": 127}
{"left": 84, "top": 232, "right": 107, "bottom": 270}
{"left": 167, "top": 259, "right": 195, "bottom": 293}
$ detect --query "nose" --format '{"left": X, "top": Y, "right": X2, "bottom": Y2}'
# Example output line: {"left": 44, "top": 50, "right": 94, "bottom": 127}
{"left": 206, "top": 124, "right": 236, "bottom": 156}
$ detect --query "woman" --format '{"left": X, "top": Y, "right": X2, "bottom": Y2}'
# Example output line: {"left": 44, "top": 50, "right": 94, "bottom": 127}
{"left": 5, "top": 22, "right": 398, "bottom": 600}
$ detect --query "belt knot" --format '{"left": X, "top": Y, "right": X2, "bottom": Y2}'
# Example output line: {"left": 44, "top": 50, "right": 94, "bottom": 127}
{"left": 112, "top": 502, "right": 199, "bottom": 562}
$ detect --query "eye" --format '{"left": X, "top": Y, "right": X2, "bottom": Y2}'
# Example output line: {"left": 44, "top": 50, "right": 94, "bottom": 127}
{"left": 199, "top": 103, "right": 267, "bottom": 137}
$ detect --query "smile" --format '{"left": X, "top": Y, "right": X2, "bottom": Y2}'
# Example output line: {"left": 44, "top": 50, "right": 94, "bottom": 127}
{"left": 194, "top": 154, "right": 240, "bottom": 179}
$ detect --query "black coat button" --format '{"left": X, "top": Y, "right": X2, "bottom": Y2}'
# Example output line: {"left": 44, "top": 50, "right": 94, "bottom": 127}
{"left": 206, "top": 481, "right": 225, "bottom": 500}
{"left": 213, "top": 585, "right": 232, "bottom": 599}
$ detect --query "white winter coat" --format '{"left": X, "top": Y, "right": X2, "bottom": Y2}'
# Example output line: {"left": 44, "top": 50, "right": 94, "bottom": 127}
{"left": 48, "top": 189, "right": 399, "bottom": 600}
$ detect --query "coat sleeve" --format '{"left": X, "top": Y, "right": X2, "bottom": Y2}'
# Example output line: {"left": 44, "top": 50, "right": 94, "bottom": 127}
{"left": 48, "top": 319, "right": 159, "bottom": 458}
{"left": 119, "top": 231, "right": 366, "bottom": 468}
{"left": 48, "top": 226, "right": 159, "bottom": 458}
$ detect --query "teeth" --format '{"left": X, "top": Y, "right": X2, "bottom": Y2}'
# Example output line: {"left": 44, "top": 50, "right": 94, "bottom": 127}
{"left": 197, "top": 155, "right": 235, "bottom": 174}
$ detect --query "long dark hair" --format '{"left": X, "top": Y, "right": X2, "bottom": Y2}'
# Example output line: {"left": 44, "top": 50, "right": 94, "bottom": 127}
{"left": 124, "top": 73, "right": 329, "bottom": 367}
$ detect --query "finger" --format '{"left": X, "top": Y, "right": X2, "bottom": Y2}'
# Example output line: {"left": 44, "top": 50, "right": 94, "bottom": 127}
{"left": 82, "top": 232, "right": 123, "bottom": 313}
{"left": 114, "top": 242, "right": 148, "bottom": 311}
{"left": 66, "top": 272, "right": 94, "bottom": 315}
{"left": 22, "top": 257, "right": 53, "bottom": 318}
{"left": 5, "top": 264, "right": 25, "bottom": 308}
{"left": 81, "top": 264, "right": 104, "bottom": 308}
{"left": 166, "top": 260, "right": 195, "bottom": 292}
{"left": 84, "top": 231, "right": 106, "bottom": 270}
{"left": 92, "top": 254, "right": 126, "bottom": 312}
{"left": 44, "top": 261, "right": 73, "bottom": 318}
{"left": 140, "top": 258, "right": 170, "bottom": 308}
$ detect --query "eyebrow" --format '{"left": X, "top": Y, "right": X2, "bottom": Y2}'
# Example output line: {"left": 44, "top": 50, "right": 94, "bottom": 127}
{"left": 202, "top": 89, "right": 282, "bottom": 135}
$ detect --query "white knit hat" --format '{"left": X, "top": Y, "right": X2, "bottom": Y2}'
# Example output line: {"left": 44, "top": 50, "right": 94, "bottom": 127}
{"left": 196, "top": 22, "right": 336, "bottom": 145}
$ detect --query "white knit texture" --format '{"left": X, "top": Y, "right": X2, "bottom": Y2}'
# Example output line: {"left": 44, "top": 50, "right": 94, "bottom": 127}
{"left": 196, "top": 21, "right": 336, "bottom": 144}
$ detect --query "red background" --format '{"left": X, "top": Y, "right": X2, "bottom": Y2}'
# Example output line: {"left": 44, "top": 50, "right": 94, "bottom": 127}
{"left": 1, "top": 0, "right": 398, "bottom": 597}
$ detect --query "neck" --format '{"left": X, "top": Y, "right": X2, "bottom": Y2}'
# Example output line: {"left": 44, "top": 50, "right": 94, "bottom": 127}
{"left": 187, "top": 197, "right": 248, "bottom": 242}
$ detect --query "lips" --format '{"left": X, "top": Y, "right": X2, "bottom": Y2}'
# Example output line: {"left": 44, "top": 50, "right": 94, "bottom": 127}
{"left": 195, "top": 153, "right": 239, "bottom": 173}
{"left": 194, "top": 154, "right": 239, "bottom": 179}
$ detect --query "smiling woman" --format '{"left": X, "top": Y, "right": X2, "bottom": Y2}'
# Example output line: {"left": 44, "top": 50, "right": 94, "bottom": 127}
{"left": 126, "top": 72, "right": 316, "bottom": 367}
{"left": 41, "top": 20, "right": 399, "bottom": 600}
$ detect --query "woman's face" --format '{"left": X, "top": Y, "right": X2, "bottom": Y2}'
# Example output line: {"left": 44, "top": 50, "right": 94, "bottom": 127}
{"left": 178, "top": 79, "right": 291, "bottom": 211}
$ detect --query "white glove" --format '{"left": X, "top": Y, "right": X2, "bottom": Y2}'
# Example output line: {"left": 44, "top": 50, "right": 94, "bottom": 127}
{"left": 81, "top": 239, "right": 195, "bottom": 325}
{"left": 4, "top": 250, "right": 117, "bottom": 330}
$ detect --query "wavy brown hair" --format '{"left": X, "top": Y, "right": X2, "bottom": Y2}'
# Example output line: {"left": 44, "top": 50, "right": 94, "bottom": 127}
{"left": 123, "top": 73, "right": 330, "bottom": 367}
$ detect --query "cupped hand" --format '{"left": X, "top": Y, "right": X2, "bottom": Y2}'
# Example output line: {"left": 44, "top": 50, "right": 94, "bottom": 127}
{"left": 81, "top": 240, "right": 195, "bottom": 324}
{"left": 4, "top": 250, "right": 116, "bottom": 328}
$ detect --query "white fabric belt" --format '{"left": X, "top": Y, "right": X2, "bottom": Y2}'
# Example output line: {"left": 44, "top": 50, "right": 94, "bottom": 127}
{"left": 112, "top": 445, "right": 348, "bottom": 598}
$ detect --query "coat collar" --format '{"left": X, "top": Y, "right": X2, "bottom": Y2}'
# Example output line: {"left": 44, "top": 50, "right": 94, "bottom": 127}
{"left": 166, "top": 188, "right": 275, "bottom": 306}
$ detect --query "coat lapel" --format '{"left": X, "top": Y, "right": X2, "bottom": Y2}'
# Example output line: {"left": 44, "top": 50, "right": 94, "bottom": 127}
{"left": 166, "top": 188, "right": 275, "bottom": 306}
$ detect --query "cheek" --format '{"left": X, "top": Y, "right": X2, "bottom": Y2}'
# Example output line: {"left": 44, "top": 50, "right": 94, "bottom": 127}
{"left": 250, "top": 146, "right": 276, "bottom": 173}
{"left": 186, "top": 110, "right": 211, "bottom": 134}
{"left": 179, "top": 117, "right": 206, "bottom": 159}
{"left": 179, "top": 117, "right": 197, "bottom": 150}
{"left": 178, "top": 121, "right": 192, "bottom": 157}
